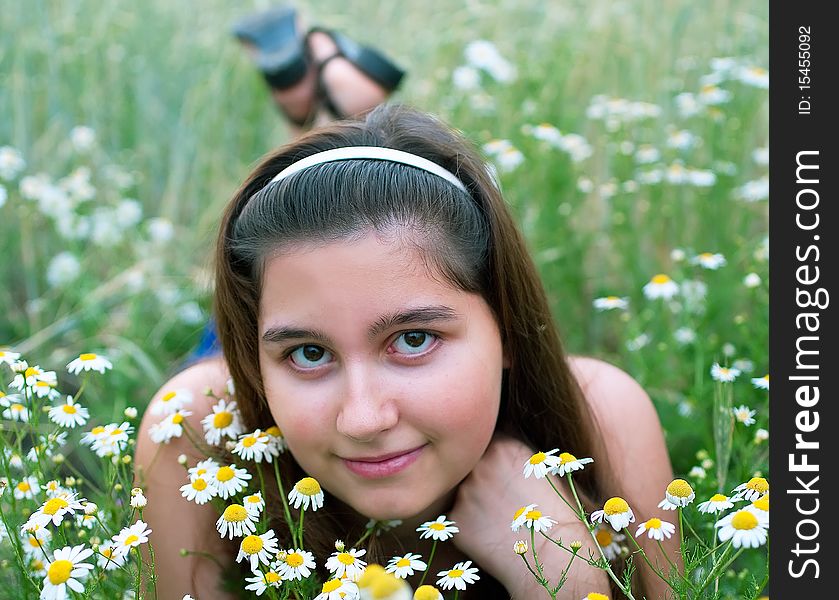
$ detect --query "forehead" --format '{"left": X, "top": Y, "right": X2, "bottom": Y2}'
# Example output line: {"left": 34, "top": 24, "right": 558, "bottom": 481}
{"left": 259, "top": 231, "right": 466, "bottom": 323}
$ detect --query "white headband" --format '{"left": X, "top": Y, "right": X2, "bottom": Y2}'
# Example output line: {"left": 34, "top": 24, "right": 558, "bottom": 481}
{"left": 268, "top": 146, "right": 468, "bottom": 193}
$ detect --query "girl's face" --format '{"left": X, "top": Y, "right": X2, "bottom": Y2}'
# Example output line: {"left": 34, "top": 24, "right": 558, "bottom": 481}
{"left": 258, "top": 231, "right": 505, "bottom": 523}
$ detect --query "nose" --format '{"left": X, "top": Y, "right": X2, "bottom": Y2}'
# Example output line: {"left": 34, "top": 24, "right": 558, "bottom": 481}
{"left": 335, "top": 361, "right": 399, "bottom": 443}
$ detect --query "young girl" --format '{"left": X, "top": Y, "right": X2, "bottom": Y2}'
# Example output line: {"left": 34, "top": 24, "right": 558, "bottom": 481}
{"left": 135, "top": 105, "right": 676, "bottom": 599}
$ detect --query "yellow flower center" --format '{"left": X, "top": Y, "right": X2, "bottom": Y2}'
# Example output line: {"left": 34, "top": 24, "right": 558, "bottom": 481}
{"left": 763, "top": 375, "right": 769, "bottom": 382}
{"left": 285, "top": 552, "right": 304, "bottom": 567}
{"left": 415, "top": 585, "right": 442, "bottom": 600}
{"left": 645, "top": 518, "right": 662, "bottom": 529}
{"left": 605, "top": 296, "right": 619, "bottom": 301}
{"left": 746, "top": 477, "right": 769, "bottom": 493}
{"left": 603, "top": 497, "right": 629, "bottom": 515}
{"left": 24, "top": 367, "right": 39, "bottom": 378}
{"left": 529, "top": 452, "right": 546, "bottom": 465}
{"left": 651, "top": 274, "right": 671, "bottom": 284}
{"left": 296, "top": 477, "right": 322, "bottom": 496}
{"left": 699, "top": 252, "right": 713, "bottom": 259}
{"left": 110, "top": 429, "right": 123, "bottom": 436}
{"left": 731, "top": 511, "right": 759, "bottom": 530}
{"left": 595, "top": 529, "right": 613, "bottom": 546}
{"left": 192, "top": 478, "right": 207, "bottom": 491}
{"left": 35, "top": 381, "right": 51, "bottom": 388}
{"left": 710, "top": 494, "right": 728, "bottom": 502}
{"left": 337, "top": 552, "right": 356, "bottom": 565}
{"left": 17, "top": 482, "right": 31, "bottom": 492}
{"left": 448, "top": 569, "right": 464, "bottom": 578}
{"left": 123, "top": 534, "right": 139, "bottom": 546}
{"left": 242, "top": 436, "right": 257, "bottom": 447}
{"left": 586, "top": 594, "right": 609, "bottom": 600}
{"left": 265, "top": 572, "right": 281, "bottom": 583}
{"left": 171, "top": 413, "right": 184, "bottom": 425}
{"left": 241, "top": 535, "right": 263, "bottom": 554}
{"left": 213, "top": 412, "right": 233, "bottom": 429}
{"left": 666, "top": 479, "right": 694, "bottom": 498}
{"left": 397, "top": 558, "right": 411, "bottom": 567}
{"left": 101, "top": 548, "right": 114, "bottom": 559}
{"left": 525, "top": 510, "right": 542, "bottom": 520}
{"left": 216, "top": 466, "right": 235, "bottom": 482}
{"left": 559, "top": 452, "right": 577, "bottom": 464}
{"left": 222, "top": 505, "right": 248, "bottom": 522}
{"left": 369, "top": 573, "right": 403, "bottom": 597}
{"left": 80, "top": 353, "right": 97, "bottom": 361}
{"left": 246, "top": 495, "right": 261, "bottom": 505}
{"left": 12, "top": 403, "right": 24, "bottom": 412}
{"left": 429, "top": 523, "right": 446, "bottom": 531}
{"left": 750, "top": 67, "right": 767, "bottom": 76}
{"left": 43, "top": 498, "right": 69, "bottom": 515}
{"left": 513, "top": 507, "right": 526, "bottom": 520}
{"left": 47, "top": 559, "right": 73, "bottom": 584}
{"left": 62, "top": 404, "right": 77, "bottom": 414}
{"left": 322, "top": 579, "right": 343, "bottom": 593}
{"left": 359, "top": 564, "right": 387, "bottom": 586}
{"left": 752, "top": 494, "right": 769, "bottom": 512}
{"left": 91, "top": 426, "right": 105, "bottom": 435}
{"left": 28, "top": 536, "right": 43, "bottom": 548}
{"left": 161, "top": 391, "right": 177, "bottom": 402}
{"left": 265, "top": 426, "right": 282, "bottom": 437}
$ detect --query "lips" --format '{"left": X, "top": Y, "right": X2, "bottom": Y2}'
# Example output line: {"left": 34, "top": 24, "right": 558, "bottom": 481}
{"left": 342, "top": 445, "right": 426, "bottom": 479}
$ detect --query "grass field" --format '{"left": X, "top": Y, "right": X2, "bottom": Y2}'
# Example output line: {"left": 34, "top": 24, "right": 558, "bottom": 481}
{"left": 1, "top": 1, "right": 768, "bottom": 597}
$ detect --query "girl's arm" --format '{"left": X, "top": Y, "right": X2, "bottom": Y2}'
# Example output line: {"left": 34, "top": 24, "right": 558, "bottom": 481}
{"left": 134, "top": 358, "right": 240, "bottom": 600}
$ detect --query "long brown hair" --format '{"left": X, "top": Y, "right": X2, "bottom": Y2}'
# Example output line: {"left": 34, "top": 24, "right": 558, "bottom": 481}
{"left": 214, "top": 104, "right": 607, "bottom": 594}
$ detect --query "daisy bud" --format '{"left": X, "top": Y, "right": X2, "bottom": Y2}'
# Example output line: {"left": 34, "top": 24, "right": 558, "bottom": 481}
{"left": 701, "top": 458, "right": 714, "bottom": 470}
{"left": 335, "top": 539, "right": 345, "bottom": 552}
{"left": 84, "top": 502, "right": 98, "bottom": 515}
{"left": 65, "top": 476, "right": 76, "bottom": 487}
{"left": 122, "top": 455, "right": 132, "bottom": 465}
{"left": 90, "top": 536, "right": 101, "bottom": 547}
{"left": 42, "top": 405, "right": 50, "bottom": 413}
{"left": 124, "top": 406, "right": 138, "bottom": 419}
{"left": 11, "top": 360, "right": 28, "bottom": 373}
{"left": 203, "top": 387, "right": 214, "bottom": 397}
{"left": 52, "top": 454, "right": 65, "bottom": 464}
{"left": 177, "top": 454, "right": 188, "bottom": 465}
{"left": 131, "top": 487, "right": 142, "bottom": 496}
{"left": 570, "top": 540, "right": 583, "bottom": 552}
{"left": 0, "top": 560, "right": 8, "bottom": 568}
{"left": 114, "top": 483, "right": 123, "bottom": 492}
{"left": 179, "top": 548, "right": 189, "bottom": 557}
{"left": 131, "top": 491, "right": 147, "bottom": 508}
{"left": 78, "top": 530, "right": 87, "bottom": 539}
{"left": 513, "top": 540, "right": 528, "bottom": 555}
{"left": 128, "top": 439, "right": 136, "bottom": 446}
{"left": 276, "top": 550, "right": 288, "bottom": 561}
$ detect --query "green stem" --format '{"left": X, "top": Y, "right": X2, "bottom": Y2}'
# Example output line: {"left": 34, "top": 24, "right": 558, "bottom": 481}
{"left": 272, "top": 460, "right": 296, "bottom": 546}
{"left": 678, "top": 508, "right": 686, "bottom": 556}
{"left": 417, "top": 540, "right": 438, "bottom": 587}
{"left": 696, "top": 542, "right": 742, "bottom": 595}
{"left": 530, "top": 527, "right": 546, "bottom": 584}
{"left": 546, "top": 476, "right": 580, "bottom": 517}
{"left": 625, "top": 529, "right": 672, "bottom": 590}
{"left": 297, "top": 505, "right": 305, "bottom": 549}
{"left": 134, "top": 546, "right": 142, "bottom": 600}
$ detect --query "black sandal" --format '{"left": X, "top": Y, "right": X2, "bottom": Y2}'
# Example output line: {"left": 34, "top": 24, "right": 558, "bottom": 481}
{"left": 233, "top": 8, "right": 406, "bottom": 128}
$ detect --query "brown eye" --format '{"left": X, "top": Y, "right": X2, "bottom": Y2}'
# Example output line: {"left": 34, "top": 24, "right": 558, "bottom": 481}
{"left": 392, "top": 331, "right": 436, "bottom": 355}
{"left": 289, "top": 345, "right": 331, "bottom": 368}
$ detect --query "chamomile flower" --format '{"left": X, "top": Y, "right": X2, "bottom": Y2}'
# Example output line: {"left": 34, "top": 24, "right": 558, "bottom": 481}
{"left": 233, "top": 429, "right": 273, "bottom": 462}
{"left": 216, "top": 503, "right": 259, "bottom": 539}
{"left": 635, "top": 518, "right": 676, "bottom": 540}
{"left": 326, "top": 547, "right": 367, "bottom": 581}
{"left": 41, "top": 544, "right": 94, "bottom": 599}
{"left": 89, "top": 422, "right": 133, "bottom": 457}
{"left": 417, "top": 516, "right": 459, "bottom": 541}
{"left": 751, "top": 375, "right": 769, "bottom": 390}
{"left": 691, "top": 252, "right": 727, "bottom": 270}
{"left": 358, "top": 564, "right": 412, "bottom": 599}
{"left": 148, "top": 410, "right": 192, "bottom": 444}
{"left": 593, "top": 296, "right": 629, "bottom": 311}
{"left": 243, "top": 491, "right": 265, "bottom": 516}
{"left": 43, "top": 480, "right": 68, "bottom": 497}
{"left": 1, "top": 396, "right": 29, "bottom": 422}
{"left": 150, "top": 388, "right": 193, "bottom": 416}
{"left": 22, "top": 525, "right": 52, "bottom": 557}
{"left": 523, "top": 449, "right": 561, "bottom": 479}
{"left": 201, "top": 399, "right": 244, "bottom": 445}
{"left": 643, "top": 274, "right": 679, "bottom": 300}
{"left": 315, "top": 578, "right": 360, "bottom": 600}
{"left": 582, "top": 594, "right": 610, "bottom": 600}
{"left": 511, "top": 504, "right": 557, "bottom": 533}
{"left": 436, "top": 560, "right": 480, "bottom": 591}
{"left": 593, "top": 525, "right": 625, "bottom": 561}
{"left": 111, "top": 520, "right": 152, "bottom": 558}
{"left": 288, "top": 477, "right": 324, "bottom": 511}
{"left": 551, "top": 452, "right": 594, "bottom": 477}
{"left": 66, "top": 353, "right": 112, "bottom": 375}
{"left": 245, "top": 568, "right": 283, "bottom": 596}
{"left": 10, "top": 365, "right": 57, "bottom": 390}
{"left": 715, "top": 509, "right": 768, "bottom": 547}
{"left": 386, "top": 553, "right": 427, "bottom": 579}
{"left": 513, "top": 540, "right": 528, "bottom": 555}
{"left": 0, "top": 349, "right": 21, "bottom": 365}
{"left": 658, "top": 479, "right": 695, "bottom": 510}
{"left": 24, "top": 492, "right": 86, "bottom": 528}
{"left": 263, "top": 425, "right": 287, "bottom": 455}
{"left": 697, "top": 493, "right": 736, "bottom": 514}
{"left": 733, "top": 477, "right": 769, "bottom": 502}
{"left": 14, "top": 476, "right": 41, "bottom": 500}
{"left": 31, "top": 379, "right": 60, "bottom": 400}
{"left": 96, "top": 543, "right": 127, "bottom": 570}
{"left": 711, "top": 363, "right": 740, "bottom": 382}
{"left": 276, "top": 547, "right": 316, "bottom": 580}
{"left": 236, "top": 530, "right": 278, "bottom": 571}
{"left": 754, "top": 429, "right": 769, "bottom": 444}
{"left": 188, "top": 457, "right": 220, "bottom": 480}
{"left": 48, "top": 397, "right": 90, "bottom": 428}
{"left": 733, "top": 405, "right": 757, "bottom": 426}
{"left": 210, "top": 464, "right": 252, "bottom": 499}
{"left": 591, "top": 497, "right": 635, "bottom": 532}
{"left": 413, "top": 586, "right": 443, "bottom": 600}
{"left": 180, "top": 477, "right": 216, "bottom": 505}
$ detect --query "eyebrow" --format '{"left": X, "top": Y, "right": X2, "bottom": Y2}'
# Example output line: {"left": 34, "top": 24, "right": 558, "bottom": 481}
{"left": 261, "top": 305, "right": 462, "bottom": 345}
